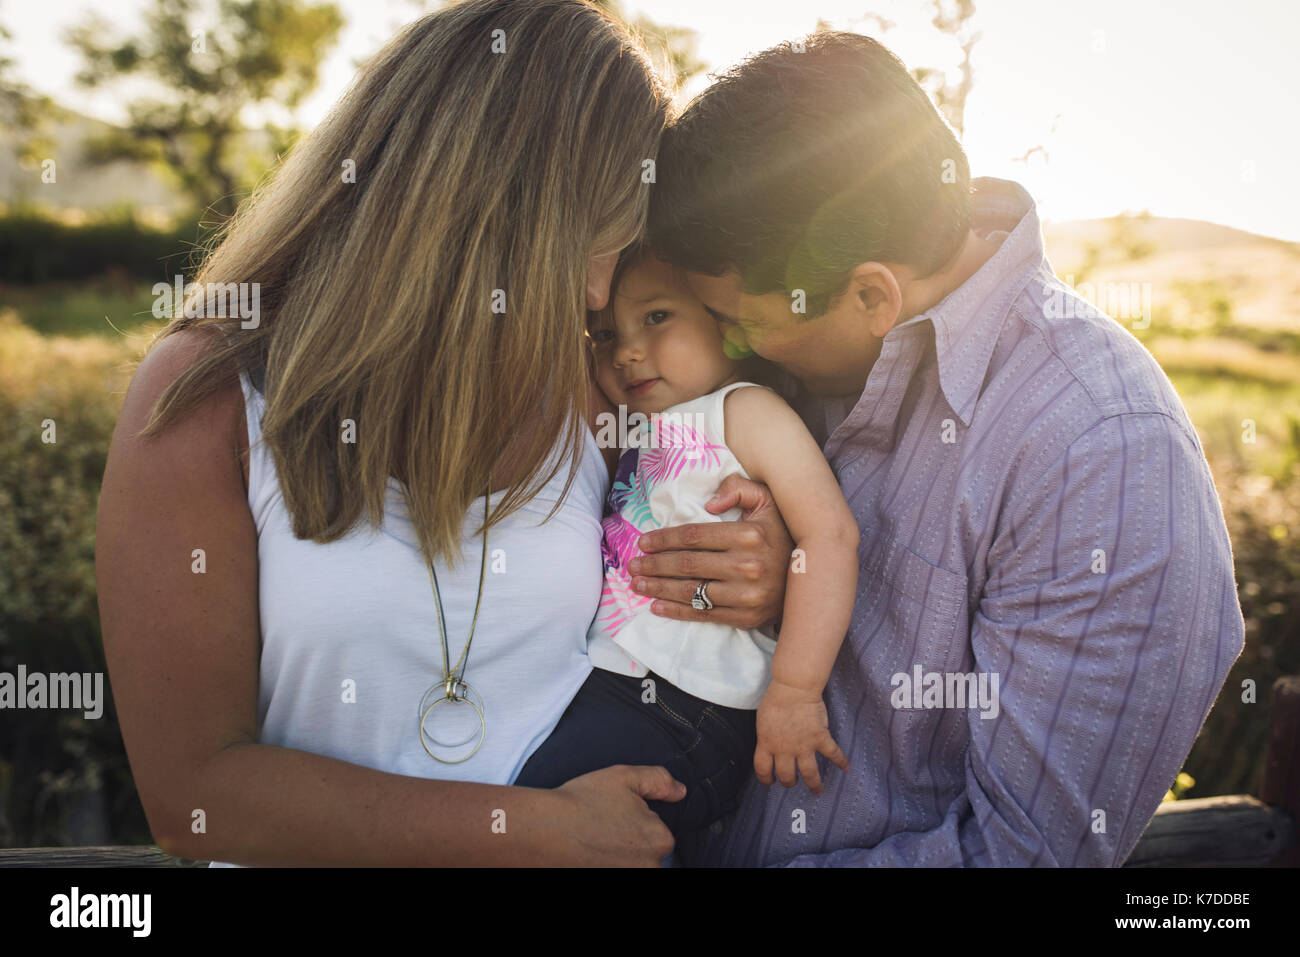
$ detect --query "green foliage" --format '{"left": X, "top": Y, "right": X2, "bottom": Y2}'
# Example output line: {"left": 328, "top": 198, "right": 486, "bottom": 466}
{"left": 0, "top": 21, "right": 65, "bottom": 163}
{"left": 1182, "top": 456, "right": 1300, "bottom": 796}
{"left": 1108, "top": 212, "right": 1155, "bottom": 261}
{"left": 919, "top": 0, "right": 979, "bottom": 137}
{"left": 0, "top": 278, "right": 161, "bottom": 339}
{"left": 0, "top": 315, "right": 152, "bottom": 846}
{"left": 852, "top": 1, "right": 980, "bottom": 136}
{"left": 590, "top": 0, "right": 706, "bottom": 87}
{"left": 65, "top": 0, "right": 344, "bottom": 221}
{"left": 1169, "top": 278, "right": 1234, "bottom": 331}
{"left": 0, "top": 209, "right": 199, "bottom": 285}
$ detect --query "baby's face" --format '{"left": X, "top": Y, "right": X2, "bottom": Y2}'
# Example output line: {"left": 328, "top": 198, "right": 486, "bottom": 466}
{"left": 588, "top": 255, "right": 744, "bottom": 416}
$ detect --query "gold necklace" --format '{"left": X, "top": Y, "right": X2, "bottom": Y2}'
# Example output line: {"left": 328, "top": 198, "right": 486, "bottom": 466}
{"left": 417, "top": 491, "right": 489, "bottom": 764}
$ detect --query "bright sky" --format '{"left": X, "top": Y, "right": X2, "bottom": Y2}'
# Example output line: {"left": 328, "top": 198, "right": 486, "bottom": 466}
{"left": 5, "top": 0, "right": 1298, "bottom": 240}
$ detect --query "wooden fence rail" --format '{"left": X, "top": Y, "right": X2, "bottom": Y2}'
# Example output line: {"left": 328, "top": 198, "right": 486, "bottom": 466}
{"left": 3, "top": 676, "right": 1296, "bottom": 868}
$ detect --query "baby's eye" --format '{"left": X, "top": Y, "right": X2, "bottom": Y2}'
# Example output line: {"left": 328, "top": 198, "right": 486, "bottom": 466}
{"left": 588, "top": 328, "right": 615, "bottom": 345}
{"left": 645, "top": 310, "right": 671, "bottom": 326}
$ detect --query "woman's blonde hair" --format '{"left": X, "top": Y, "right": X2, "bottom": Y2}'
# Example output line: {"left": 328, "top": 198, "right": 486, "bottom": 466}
{"left": 139, "top": 0, "right": 674, "bottom": 568}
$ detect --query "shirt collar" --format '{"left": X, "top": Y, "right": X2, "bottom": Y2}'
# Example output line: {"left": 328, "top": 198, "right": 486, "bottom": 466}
{"left": 884, "top": 177, "right": 1045, "bottom": 427}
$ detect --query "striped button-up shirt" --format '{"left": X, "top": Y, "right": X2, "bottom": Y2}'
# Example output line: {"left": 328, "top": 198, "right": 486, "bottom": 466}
{"left": 680, "top": 177, "right": 1245, "bottom": 867}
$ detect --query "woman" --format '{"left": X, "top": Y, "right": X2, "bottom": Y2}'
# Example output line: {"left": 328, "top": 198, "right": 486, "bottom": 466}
{"left": 95, "top": 0, "right": 787, "bottom": 866}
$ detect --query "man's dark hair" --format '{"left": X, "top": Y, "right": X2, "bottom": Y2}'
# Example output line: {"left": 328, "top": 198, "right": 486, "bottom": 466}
{"left": 648, "top": 31, "right": 971, "bottom": 319}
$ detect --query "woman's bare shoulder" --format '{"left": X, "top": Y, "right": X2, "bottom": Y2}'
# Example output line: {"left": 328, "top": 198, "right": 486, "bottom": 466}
{"left": 117, "top": 328, "right": 250, "bottom": 492}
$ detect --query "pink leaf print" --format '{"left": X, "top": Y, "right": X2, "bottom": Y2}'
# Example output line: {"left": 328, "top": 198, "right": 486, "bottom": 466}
{"left": 596, "top": 513, "right": 652, "bottom": 636}
{"left": 595, "top": 573, "right": 651, "bottom": 637}
{"left": 601, "top": 512, "right": 643, "bottom": 573}
{"left": 640, "top": 421, "right": 725, "bottom": 484}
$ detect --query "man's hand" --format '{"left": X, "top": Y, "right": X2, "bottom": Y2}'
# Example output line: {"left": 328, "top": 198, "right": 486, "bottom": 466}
{"left": 625, "top": 473, "right": 793, "bottom": 630}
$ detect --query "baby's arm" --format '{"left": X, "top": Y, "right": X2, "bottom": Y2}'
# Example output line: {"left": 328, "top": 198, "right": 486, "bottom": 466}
{"left": 724, "top": 386, "right": 859, "bottom": 794}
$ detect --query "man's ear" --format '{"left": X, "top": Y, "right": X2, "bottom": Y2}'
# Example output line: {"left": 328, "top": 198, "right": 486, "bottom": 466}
{"left": 847, "top": 262, "right": 903, "bottom": 338}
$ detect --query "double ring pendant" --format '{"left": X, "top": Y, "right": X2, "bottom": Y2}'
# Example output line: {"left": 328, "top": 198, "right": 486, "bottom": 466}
{"left": 418, "top": 677, "right": 485, "bottom": 761}
{"left": 416, "top": 490, "right": 490, "bottom": 764}
{"left": 418, "top": 497, "right": 713, "bottom": 760}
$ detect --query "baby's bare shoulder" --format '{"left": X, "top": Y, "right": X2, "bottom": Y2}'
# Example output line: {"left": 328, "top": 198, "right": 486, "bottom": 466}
{"left": 723, "top": 382, "right": 799, "bottom": 423}
{"left": 723, "top": 384, "right": 820, "bottom": 481}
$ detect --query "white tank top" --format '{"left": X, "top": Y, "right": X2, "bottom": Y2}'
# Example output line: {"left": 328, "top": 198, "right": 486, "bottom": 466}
{"left": 211, "top": 369, "right": 606, "bottom": 865}
{"left": 586, "top": 381, "right": 779, "bottom": 709}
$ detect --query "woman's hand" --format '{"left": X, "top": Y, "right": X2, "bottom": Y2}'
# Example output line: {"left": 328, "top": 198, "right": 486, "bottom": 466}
{"left": 626, "top": 474, "right": 793, "bottom": 630}
{"left": 540, "top": 765, "right": 685, "bottom": 866}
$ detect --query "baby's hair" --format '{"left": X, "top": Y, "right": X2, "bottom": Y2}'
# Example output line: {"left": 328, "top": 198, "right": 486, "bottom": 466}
{"left": 585, "top": 240, "right": 701, "bottom": 333}
{"left": 585, "top": 239, "right": 791, "bottom": 395}
{"left": 586, "top": 241, "right": 649, "bottom": 336}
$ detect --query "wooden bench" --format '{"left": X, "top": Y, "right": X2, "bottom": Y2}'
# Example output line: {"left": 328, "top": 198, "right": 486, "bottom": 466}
{"left": 3, "top": 676, "right": 1295, "bottom": 868}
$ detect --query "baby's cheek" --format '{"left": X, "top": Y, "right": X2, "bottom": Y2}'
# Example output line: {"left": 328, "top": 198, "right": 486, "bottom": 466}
{"left": 594, "top": 362, "right": 622, "bottom": 401}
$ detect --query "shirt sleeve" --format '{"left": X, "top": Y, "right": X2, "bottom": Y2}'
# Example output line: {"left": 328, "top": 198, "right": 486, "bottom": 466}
{"left": 779, "top": 411, "right": 1245, "bottom": 867}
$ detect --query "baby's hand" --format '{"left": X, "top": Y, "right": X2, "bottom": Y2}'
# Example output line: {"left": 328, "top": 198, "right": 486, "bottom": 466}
{"left": 754, "top": 678, "right": 849, "bottom": 795}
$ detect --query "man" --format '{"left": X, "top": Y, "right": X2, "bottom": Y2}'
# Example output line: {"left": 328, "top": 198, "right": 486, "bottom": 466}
{"left": 628, "top": 32, "right": 1244, "bottom": 866}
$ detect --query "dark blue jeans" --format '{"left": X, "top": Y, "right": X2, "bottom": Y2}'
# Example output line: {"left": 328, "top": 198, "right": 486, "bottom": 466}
{"left": 515, "top": 667, "right": 757, "bottom": 838}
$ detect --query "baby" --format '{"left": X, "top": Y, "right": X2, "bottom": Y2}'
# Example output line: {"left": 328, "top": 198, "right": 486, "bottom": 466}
{"left": 514, "top": 247, "right": 859, "bottom": 838}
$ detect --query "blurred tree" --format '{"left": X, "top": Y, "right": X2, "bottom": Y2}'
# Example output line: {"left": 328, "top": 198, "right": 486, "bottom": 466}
{"left": 854, "top": 0, "right": 980, "bottom": 137}
{"left": 0, "top": 21, "right": 63, "bottom": 164}
{"left": 65, "top": 0, "right": 343, "bottom": 223}
{"left": 922, "top": 0, "right": 979, "bottom": 137}
{"left": 606, "top": 1, "right": 707, "bottom": 89}
{"left": 1109, "top": 210, "right": 1155, "bottom": 262}
{"left": 428, "top": 0, "right": 706, "bottom": 88}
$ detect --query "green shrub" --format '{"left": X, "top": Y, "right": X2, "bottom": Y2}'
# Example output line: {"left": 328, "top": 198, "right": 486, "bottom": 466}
{"left": 0, "top": 276, "right": 159, "bottom": 338}
{"left": 1182, "top": 454, "right": 1300, "bottom": 797}
{"left": 0, "top": 209, "right": 200, "bottom": 284}
{"left": 0, "top": 313, "right": 152, "bottom": 845}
